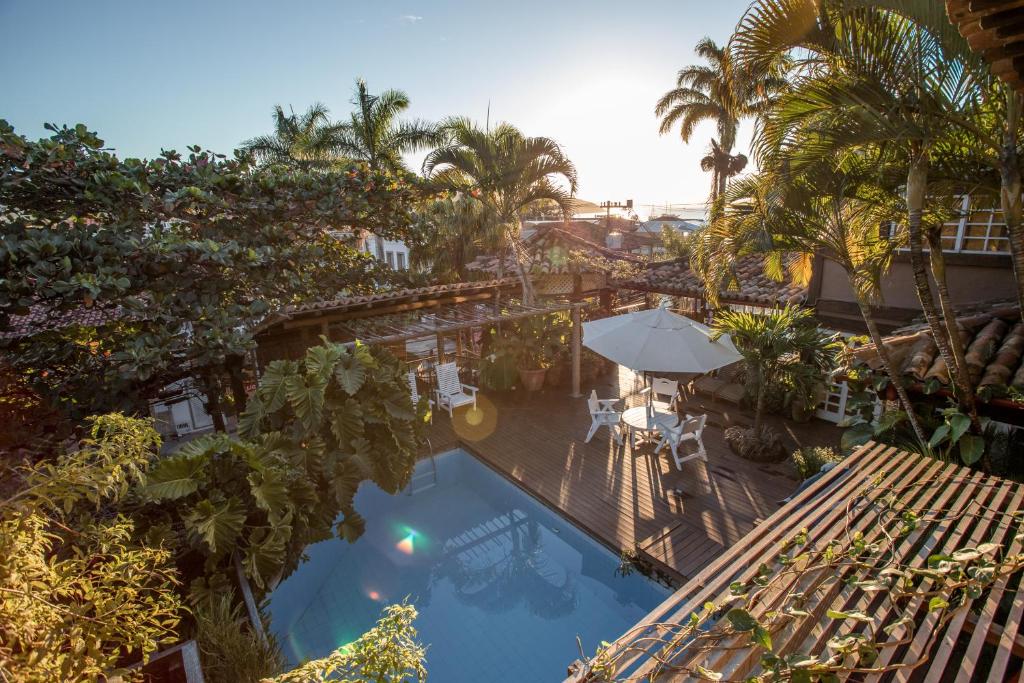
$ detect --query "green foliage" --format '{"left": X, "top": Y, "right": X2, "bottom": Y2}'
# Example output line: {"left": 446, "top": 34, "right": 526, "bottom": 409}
{"left": 0, "top": 119, "right": 422, "bottom": 423}
{"left": 791, "top": 446, "right": 843, "bottom": 481}
{"left": 194, "top": 593, "right": 285, "bottom": 683}
{"left": 136, "top": 341, "right": 423, "bottom": 593}
{"left": 423, "top": 117, "right": 577, "bottom": 303}
{"left": 265, "top": 603, "right": 426, "bottom": 683}
{"left": 712, "top": 305, "right": 843, "bottom": 431}
{"left": 0, "top": 415, "right": 182, "bottom": 682}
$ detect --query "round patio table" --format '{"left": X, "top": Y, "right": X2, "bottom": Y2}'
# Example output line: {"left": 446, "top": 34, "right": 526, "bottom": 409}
{"left": 621, "top": 405, "right": 680, "bottom": 450}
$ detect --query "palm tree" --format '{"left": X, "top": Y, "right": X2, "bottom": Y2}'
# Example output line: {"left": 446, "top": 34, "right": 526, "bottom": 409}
{"left": 412, "top": 193, "right": 500, "bottom": 283}
{"left": 733, "top": 0, "right": 987, "bottom": 434}
{"left": 700, "top": 140, "right": 749, "bottom": 203}
{"left": 656, "top": 37, "right": 780, "bottom": 201}
{"left": 712, "top": 305, "right": 842, "bottom": 434}
{"left": 699, "top": 157, "right": 929, "bottom": 444}
{"left": 331, "top": 79, "right": 439, "bottom": 174}
{"left": 239, "top": 103, "right": 344, "bottom": 171}
{"left": 422, "top": 118, "right": 578, "bottom": 304}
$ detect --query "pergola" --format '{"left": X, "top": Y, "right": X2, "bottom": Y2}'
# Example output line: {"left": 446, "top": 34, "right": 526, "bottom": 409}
{"left": 254, "top": 278, "right": 588, "bottom": 396}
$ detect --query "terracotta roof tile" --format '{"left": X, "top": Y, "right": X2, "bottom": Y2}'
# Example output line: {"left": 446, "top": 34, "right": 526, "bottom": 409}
{"left": 467, "top": 226, "right": 643, "bottom": 276}
{"left": 1, "top": 303, "right": 124, "bottom": 340}
{"left": 256, "top": 278, "right": 521, "bottom": 332}
{"left": 853, "top": 304, "right": 1024, "bottom": 400}
{"left": 614, "top": 254, "right": 807, "bottom": 307}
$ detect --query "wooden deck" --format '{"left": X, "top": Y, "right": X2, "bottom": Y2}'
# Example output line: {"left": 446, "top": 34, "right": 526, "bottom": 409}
{"left": 424, "top": 367, "right": 841, "bottom": 582}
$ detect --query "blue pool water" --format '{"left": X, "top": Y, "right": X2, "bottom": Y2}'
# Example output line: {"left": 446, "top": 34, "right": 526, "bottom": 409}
{"left": 266, "top": 448, "right": 669, "bottom": 682}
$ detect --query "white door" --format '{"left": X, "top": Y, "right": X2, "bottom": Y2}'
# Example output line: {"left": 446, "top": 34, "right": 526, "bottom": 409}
{"left": 816, "top": 380, "right": 849, "bottom": 423}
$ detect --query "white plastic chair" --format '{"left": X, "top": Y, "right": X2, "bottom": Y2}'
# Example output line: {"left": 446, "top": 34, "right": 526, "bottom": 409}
{"left": 585, "top": 390, "right": 623, "bottom": 445}
{"left": 655, "top": 414, "right": 707, "bottom": 469}
{"left": 433, "top": 362, "right": 478, "bottom": 418}
{"left": 407, "top": 371, "right": 433, "bottom": 423}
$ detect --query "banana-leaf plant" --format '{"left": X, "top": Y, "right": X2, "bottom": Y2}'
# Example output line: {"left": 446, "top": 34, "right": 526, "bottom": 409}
{"left": 136, "top": 341, "right": 424, "bottom": 593}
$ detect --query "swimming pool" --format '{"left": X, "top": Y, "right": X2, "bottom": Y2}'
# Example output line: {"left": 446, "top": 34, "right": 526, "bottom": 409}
{"left": 266, "top": 447, "right": 669, "bottom": 682}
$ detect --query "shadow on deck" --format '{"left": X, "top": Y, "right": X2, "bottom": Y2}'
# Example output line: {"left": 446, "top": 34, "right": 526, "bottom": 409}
{"left": 423, "top": 368, "right": 841, "bottom": 583}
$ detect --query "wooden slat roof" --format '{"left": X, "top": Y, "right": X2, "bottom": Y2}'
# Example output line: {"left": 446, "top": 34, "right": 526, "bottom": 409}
{"left": 569, "top": 442, "right": 1024, "bottom": 682}
{"left": 947, "top": 0, "right": 1024, "bottom": 91}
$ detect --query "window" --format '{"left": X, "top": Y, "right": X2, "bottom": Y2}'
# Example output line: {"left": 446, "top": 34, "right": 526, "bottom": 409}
{"left": 386, "top": 251, "right": 396, "bottom": 268}
{"left": 396, "top": 252, "right": 406, "bottom": 270}
{"left": 888, "top": 195, "right": 1010, "bottom": 254}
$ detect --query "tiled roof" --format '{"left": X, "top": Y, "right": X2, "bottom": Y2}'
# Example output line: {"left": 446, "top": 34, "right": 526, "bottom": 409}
{"left": 1, "top": 303, "right": 125, "bottom": 340}
{"left": 256, "top": 278, "right": 521, "bottom": 332}
{"left": 467, "top": 226, "right": 643, "bottom": 276}
{"left": 853, "top": 304, "right": 1024, "bottom": 398}
{"left": 614, "top": 254, "right": 807, "bottom": 306}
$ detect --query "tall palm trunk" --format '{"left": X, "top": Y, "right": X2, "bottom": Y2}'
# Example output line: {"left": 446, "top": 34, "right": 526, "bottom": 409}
{"left": 1000, "top": 88, "right": 1024, "bottom": 315}
{"left": 753, "top": 366, "right": 767, "bottom": 434}
{"left": 905, "top": 149, "right": 962, "bottom": 392}
{"left": 854, "top": 295, "right": 928, "bottom": 445}
{"left": 924, "top": 230, "right": 982, "bottom": 433}
{"left": 507, "top": 219, "right": 535, "bottom": 306}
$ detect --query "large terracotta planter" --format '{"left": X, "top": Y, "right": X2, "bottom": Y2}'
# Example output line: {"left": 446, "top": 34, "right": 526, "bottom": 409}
{"left": 518, "top": 367, "right": 547, "bottom": 392}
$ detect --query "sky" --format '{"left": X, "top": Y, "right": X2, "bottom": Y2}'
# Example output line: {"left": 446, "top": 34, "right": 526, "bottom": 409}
{"left": 0, "top": 0, "right": 755, "bottom": 218}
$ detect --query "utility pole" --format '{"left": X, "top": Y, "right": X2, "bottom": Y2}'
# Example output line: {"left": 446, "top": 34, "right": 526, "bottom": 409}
{"left": 599, "top": 199, "right": 633, "bottom": 246}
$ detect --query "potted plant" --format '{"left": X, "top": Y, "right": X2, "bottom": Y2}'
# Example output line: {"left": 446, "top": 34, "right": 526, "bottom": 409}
{"left": 516, "top": 319, "right": 548, "bottom": 391}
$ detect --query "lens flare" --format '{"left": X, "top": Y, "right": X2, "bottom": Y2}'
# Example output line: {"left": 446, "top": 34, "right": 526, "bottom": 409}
{"left": 367, "top": 590, "right": 381, "bottom": 601}
{"left": 453, "top": 393, "right": 497, "bottom": 441}
{"left": 396, "top": 532, "right": 416, "bottom": 555}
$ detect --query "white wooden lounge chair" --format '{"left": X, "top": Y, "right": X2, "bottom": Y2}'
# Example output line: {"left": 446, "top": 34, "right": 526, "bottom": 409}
{"left": 585, "top": 390, "right": 623, "bottom": 445}
{"left": 649, "top": 377, "right": 681, "bottom": 411}
{"left": 433, "top": 362, "right": 478, "bottom": 418}
{"left": 655, "top": 414, "right": 707, "bottom": 469}
{"left": 407, "top": 371, "right": 433, "bottom": 423}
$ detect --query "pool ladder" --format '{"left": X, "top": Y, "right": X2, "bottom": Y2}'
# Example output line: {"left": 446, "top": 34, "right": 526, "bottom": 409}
{"left": 407, "top": 438, "right": 438, "bottom": 495}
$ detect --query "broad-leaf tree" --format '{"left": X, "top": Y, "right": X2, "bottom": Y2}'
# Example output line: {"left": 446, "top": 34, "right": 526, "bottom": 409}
{"left": 0, "top": 121, "right": 422, "bottom": 431}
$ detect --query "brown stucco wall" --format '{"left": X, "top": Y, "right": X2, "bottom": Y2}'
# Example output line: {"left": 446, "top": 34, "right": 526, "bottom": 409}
{"left": 817, "top": 257, "right": 1016, "bottom": 309}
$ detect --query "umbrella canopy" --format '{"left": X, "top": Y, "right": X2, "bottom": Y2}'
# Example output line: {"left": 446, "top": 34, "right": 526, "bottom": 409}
{"left": 582, "top": 305, "right": 742, "bottom": 374}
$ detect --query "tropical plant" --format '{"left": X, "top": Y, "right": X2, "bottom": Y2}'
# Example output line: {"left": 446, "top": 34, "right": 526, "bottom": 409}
{"left": 423, "top": 118, "right": 578, "bottom": 304}
{"left": 699, "top": 139, "right": 749, "bottom": 203}
{"left": 733, "top": 0, "right": 988, "bottom": 441}
{"left": 0, "top": 414, "right": 182, "bottom": 682}
{"left": 655, "top": 37, "right": 781, "bottom": 201}
{"left": 240, "top": 103, "right": 345, "bottom": 171}
{"left": 194, "top": 593, "right": 285, "bottom": 683}
{"left": 411, "top": 192, "right": 500, "bottom": 282}
{"left": 696, "top": 156, "right": 931, "bottom": 445}
{"left": 330, "top": 79, "right": 440, "bottom": 174}
{"left": 265, "top": 603, "right": 426, "bottom": 683}
{"left": 137, "top": 341, "right": 423, "bottom": 593}
{"left": 791, "top": 445, "right": 843, "bottom": 480}
{"left": 712, "top": 305, "right": 842, "bottom": 433}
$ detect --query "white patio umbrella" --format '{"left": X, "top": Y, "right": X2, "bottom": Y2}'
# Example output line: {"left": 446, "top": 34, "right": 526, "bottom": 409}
{"left": 582, "top": 304, "right": 741, "bottom": 374}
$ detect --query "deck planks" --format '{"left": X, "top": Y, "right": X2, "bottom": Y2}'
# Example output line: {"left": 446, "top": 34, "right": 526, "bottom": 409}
{"left": 423, "top": 371, "right": 841, "bottom": 582}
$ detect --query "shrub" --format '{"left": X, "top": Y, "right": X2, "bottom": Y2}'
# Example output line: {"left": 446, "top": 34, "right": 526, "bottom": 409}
{"left": 194, "top": 593, "right": 284, "bottom": 683}
{"left": 791, "top": 446, "right": 843, "bottom": 480}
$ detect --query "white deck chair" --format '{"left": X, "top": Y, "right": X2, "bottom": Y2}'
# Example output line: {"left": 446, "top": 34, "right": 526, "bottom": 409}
{"left": 433, "top": 362, "right": 478, "bottom": 418}
{"left": 655, "top": 414, "right": 707, "bottom": 469}
{"left": 649, "top": 377, "right": 681, "bottom": 411}
{"left": 585, "top": 390, "right": 623, "bottom": 445}
{"left": 407, "top": 371, "right": 433, "bottom": 423}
